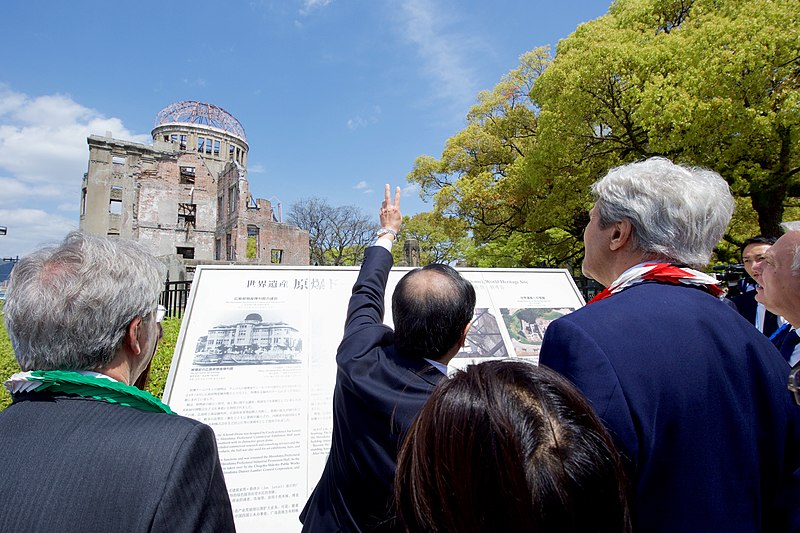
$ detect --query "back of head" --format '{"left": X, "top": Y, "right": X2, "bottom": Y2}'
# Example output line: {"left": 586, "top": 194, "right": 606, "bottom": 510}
{"left": 592, "top": 157, "right": 734, "bottom": 268}
{"left": 395, "top": 360, "right": 629, "bottom": 533}
{"left": 392, "top": 263, "right": 476, "bottom": 359}
{"left": 4, "top": 232, "right": 166, "bottom": 371}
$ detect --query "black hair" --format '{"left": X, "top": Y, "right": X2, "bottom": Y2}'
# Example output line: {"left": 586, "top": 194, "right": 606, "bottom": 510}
{"left": 394, "top": 360, "right": 630, "bottom": 533}
{"left": 740, "top": 235, "right": 777, "bottom": 258}
{"left": 391, "top": 263, "right": 476, "bottom": 360}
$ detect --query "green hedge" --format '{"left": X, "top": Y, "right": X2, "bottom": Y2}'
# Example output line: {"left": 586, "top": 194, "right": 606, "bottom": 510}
{"left": 0, "top": 303, "right": 180, "bottom": 411}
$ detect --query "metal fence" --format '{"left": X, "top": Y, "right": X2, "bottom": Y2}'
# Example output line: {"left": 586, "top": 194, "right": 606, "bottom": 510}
{"left": 160, "top": 279, "right": 192, "bottom": 318}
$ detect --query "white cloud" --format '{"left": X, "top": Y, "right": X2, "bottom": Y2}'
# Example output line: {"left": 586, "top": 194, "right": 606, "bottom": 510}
{"left": 402, "top": 182, "right": 420, "bottom": 197}
{"left": 347, "top": 117, "right": 368, "bottom": 130}
{"left": 346, "top": 105, "right": 382, "bottom": 130}
{"left": 248, "top": 162, "right": 267, "bottom": 174}
{"left": 299, "top": 0, "right": 332, "bottom": 16}
{"left": 182, "top": 78, "right": 207, "bottom": 87}
{"left": 0, "top": 207, "right": 78, "bottom": 257}
{"left": 395, "top": 0, "right": 481, "bottom": 113}
{"left": 0, "top": 85, "right": 149, "bottom": 256}
{"left": 353, "top": 181, "right": 373, "bottom": 194}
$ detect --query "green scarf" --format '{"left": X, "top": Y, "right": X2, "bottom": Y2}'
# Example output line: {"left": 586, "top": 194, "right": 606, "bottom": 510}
{"left": 5, "top": 370, "right": 174, "bottom": 414}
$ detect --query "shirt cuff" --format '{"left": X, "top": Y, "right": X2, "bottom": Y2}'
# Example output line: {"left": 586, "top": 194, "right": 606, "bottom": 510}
{"left": 373, "top": 237, "right": 394, "bottom": 252}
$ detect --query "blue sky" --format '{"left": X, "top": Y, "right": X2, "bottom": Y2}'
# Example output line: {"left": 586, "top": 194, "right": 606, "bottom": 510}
{"left": 0, "top": 0, "right": 611, "bottom": 258}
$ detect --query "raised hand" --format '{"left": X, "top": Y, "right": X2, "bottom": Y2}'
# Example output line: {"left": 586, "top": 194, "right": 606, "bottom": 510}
{"left": 379, "top": 184, "right": 402, "bottom": 233}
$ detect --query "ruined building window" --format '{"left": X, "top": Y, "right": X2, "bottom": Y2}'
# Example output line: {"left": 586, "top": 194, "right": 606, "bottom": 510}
{"left": 226, "top": 233, "right": 233, "bottom": 260}
{"left": 80, "top": 187, "right": 87, "bottom": 216}
{"left": 247, "top": 225, "right": 259, "bottom": 259}
{"left": 176, "top": 246, "right": 195, "bottom": 259}
{"left": 229, "top": 185, "right": 238, "bottom": 214}
{"left": 215, "top": 238, "right": 221, "bottom": 260}
{"left": 229, "top": 145, "right": 235, "bottom": 160}
{"left": 271, "top": 249, "right": 283, "bottom": 264}
{"left": 179, "top": 135, "right": 187, "bottom": 150}
{"left": 107, "top": 231, "right": 120, "bottom": 237}
{"left": 112, "top": 156, "right": 125, "bottom": 173}
{"left": 217, "top": 194, "right": 224, "bottom": 220}
{"left": 171, "top": 134, "right": 178, "bottom": 143}
{"left": 213, "top": 140, "right": 220, "bottom": 156}
{"left": 179, "top": 166, "right": 196, "bottom": 184}
{"left": 163, "top": 135, "right": 169, "bottom": 142}
{"left": 197, "top": 138, "right": 205, "bottom": 153}
{"left": 177, "top": 203, "right": 197, "bottom": 228}
{"left": 109, "top": 198, "right": 122, "bottom": 215}
{"left": 110, "top": 185, "right": 123, "bottom": 199}
{"left": 206, "top": 138, "right": 212, "bottom": 155}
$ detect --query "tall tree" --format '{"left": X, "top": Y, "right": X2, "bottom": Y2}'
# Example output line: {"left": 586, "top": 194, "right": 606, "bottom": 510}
{"left": 531, "top": 0, "right": 800, "bottom": 237}
{"left": 287, "top": 198, "right": 378, "bottom": 266}
{"left": 407, "top": 48, "right": 577, "bottom": 266}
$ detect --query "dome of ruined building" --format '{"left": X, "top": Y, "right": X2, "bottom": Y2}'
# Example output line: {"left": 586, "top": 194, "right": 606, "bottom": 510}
{"left": 244, "top": 313, "right": 263, "bottom": 322}
{"left": 154, "top": 101, "right": 246, "bottom": 142}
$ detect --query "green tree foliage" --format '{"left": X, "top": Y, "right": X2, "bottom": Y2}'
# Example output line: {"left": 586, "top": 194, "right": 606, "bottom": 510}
{"left": 531, "top": 0, "right": 800, "bottom": 238}
{"left": 0, "top": 303, "right": 20, "bottom": 411}
{"left": 409, "top": 0, "right": 798, "bottom": 266}
{"left": 288, "top": 198, "right": 378, "bottom": 266}
{"left": 407, "top": 49, "right": 585, "bottom": 267}
{"left": 392, "top": 212, "right": 471, "bottom": 266}
{"left": 246, "top": 234, "right": 257, "bottom": 259}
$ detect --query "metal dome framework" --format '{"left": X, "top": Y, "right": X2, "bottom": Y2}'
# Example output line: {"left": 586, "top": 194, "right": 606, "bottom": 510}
{"left": 154, "top": 101, "right": 246, "bottom": 142}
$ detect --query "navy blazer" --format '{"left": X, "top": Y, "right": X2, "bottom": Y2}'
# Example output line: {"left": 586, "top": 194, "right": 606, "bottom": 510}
{"left": 300, "top": 246, "right": 444, "bottom": 532}
{"left": 0, "top": 393, "right": 235, "bottom": 532}
{"left": 731, "top": 288, "right": 781, "bottom": 337}
{"left": 541, "top": 282, "right": 800, "bottom": 533}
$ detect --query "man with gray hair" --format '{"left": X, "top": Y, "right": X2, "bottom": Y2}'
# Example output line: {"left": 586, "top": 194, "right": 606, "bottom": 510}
{"left": 540, "top": 157, "right": 800, "bottom": 532}
{"left": 754, "top": 222, "right": 800, "bottom": 394}
{"left": 0, "top": 232, "right": 235, "bottom": 532}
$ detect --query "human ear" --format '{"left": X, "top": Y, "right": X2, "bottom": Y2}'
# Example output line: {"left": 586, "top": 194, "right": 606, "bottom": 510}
{"left": 459, "top": 323, "right": 471, "bottom": 348}
{"left": 609, "top": 219, "right": 633, "bottom": 251}
{"left": 124, "top": 317, "right": 144, "bottom": 356}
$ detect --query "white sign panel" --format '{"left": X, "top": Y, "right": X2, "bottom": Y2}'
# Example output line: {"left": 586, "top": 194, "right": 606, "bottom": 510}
{"left": 163, "top": 265, "right": 584, "bottom": 532}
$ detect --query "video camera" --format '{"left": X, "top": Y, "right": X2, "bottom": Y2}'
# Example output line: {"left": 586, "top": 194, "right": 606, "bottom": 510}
{"left": 712, "top": 264, "right": 749, "bottom": 297}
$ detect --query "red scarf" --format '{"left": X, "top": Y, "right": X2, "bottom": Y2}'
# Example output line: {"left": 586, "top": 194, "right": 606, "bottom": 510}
{"left": 588, "top": 263, "right": 724, "bottom": 304}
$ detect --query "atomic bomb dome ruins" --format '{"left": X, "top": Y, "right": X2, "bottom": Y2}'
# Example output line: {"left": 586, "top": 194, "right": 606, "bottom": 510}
{"left": 79, "top": 101, "right": 309, "bottom": 274}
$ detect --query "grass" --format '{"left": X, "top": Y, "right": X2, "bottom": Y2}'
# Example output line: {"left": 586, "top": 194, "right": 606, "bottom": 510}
{"left": 0, "top": 301, "right": 180, "bottom": 411}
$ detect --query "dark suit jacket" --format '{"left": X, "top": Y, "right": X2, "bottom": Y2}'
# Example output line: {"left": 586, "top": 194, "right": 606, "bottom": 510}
{"left": 300, "top": 245, "right": 445, "bottom": 532}
{"left": 731, "top": 288, "right": 780, "bottom": 337}
{"left": 540, "top": 282, "right": 800, "bottom": 533}
{"left": 0, "top": 393, "right": 235, "bottom": 533}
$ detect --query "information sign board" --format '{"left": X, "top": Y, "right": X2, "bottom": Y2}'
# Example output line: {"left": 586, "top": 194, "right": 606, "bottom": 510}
{"left": 163, "top": 265, "right": 584, "bottom": 532}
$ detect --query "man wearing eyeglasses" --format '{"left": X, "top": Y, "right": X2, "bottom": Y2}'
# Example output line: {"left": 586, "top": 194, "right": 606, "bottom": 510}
{"left": 0, "top": 232, "right": 235, "bottom": 532}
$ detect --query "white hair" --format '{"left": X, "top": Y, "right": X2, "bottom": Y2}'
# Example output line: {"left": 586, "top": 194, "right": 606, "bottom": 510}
{"left": 592, "top": 157, "right": 734, "bottom": 268}
{"left": 780, "top": 221, "right": 800, "bottom": 272}
{"left": 4, "top": 232, "right": 166, "bottom": 371}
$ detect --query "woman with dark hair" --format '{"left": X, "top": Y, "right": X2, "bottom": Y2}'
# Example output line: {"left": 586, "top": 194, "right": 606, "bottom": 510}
{"left": 394, "top": 360, "right": 629, "bottom": 533}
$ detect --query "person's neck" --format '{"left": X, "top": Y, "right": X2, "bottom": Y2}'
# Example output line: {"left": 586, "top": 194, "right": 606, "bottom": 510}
{"left": 96, "top": 355, "right": 134, "bottom": 386}
{"left": 606, "top": 254, "right": 669, "bottom": 287}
